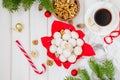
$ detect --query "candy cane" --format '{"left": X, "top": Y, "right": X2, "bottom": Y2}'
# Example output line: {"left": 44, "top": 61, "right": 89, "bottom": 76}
{"left": 16, "top": 40, "right": 46, "bottom": 75}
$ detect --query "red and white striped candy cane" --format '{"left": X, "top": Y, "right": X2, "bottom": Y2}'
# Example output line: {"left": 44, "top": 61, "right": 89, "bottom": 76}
{"left": 16, "top": 40, "right": 46, "bottom": 75}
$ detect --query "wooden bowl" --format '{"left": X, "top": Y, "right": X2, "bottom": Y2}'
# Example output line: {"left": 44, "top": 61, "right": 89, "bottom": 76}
{"left": 52, "top": 0, "right": 80, "bottom": 21}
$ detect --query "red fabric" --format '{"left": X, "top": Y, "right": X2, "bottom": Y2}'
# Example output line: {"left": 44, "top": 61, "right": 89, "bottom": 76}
{"left": 41, "top": 21, "right": 95, "bottom": 69}
{"left": 82, "top": 43, "right": 95, "bottom": 56}
{"left": 104, "top": 12, "right": 120, "bottom": 44}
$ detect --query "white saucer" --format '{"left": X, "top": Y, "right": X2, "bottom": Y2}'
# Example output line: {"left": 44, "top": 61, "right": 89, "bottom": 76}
{"left": 85, "top": 2, "right": 119, "bottom": 36}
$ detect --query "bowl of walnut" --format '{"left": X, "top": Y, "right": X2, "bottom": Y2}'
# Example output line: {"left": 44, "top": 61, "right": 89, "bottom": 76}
{"left": 53, "top": 0, "right": 80, "bottom": 21}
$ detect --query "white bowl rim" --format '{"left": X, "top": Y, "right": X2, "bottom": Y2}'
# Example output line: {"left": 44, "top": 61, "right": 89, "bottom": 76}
{"left": 85, "top": 2, "right": 119, "bottom": 36}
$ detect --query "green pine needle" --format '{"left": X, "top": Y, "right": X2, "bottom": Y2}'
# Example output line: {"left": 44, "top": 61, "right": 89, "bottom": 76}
{"left": 2, "top": 0, "right": 55, "bottom": 12}
{"left": 40, "top": 0, "right": 54, "bottom": 12}
{"left": 21, "top": 0, "right": 35, "bottom": 11}
{"left": 89, "top": 58, "right": 104, "bottom": 79}
{"left": 103, "top": 60, "right": 115, "bottom": 80}
{"left": 89, "top": 58, "right": 100, "bottom": 77}
{"left": 2, "top": 0, "right": 21, "bottom": 12}
{"left": 79, "top": 69, "right": 91, "bottom": 80}
{"left": 64, "top": 76, "right": 80, "bottom": 80}
{"left": 98, "top": 64, "right": 105, "bottom": 79}
{"left": 65, "top": 69, "right": 90, "bottom": 80}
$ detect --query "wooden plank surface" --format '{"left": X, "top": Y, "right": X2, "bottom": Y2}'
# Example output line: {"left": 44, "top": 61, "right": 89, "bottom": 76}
{"left": 0, "top": 0, "right": 11, "bottom": 80}
{"left": 0, "top": 0, "right": 120, "bottom": 80}
{"left": 11, "top": 6, "right": 30, "bottom": 80}
{"left": 30, "top": 1, "right": 48, "bottom": 80}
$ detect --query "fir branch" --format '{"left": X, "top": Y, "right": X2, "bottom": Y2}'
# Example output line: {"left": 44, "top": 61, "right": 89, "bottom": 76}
{"left": 21, "top": 0, "right": 35, "bottom": 11}
{"left": 89, "top": 58, "right": 105, "bottom": 79}
{"left": 64, "top": 69, "right": 90, "bottom": 80}
{"left": 79, "top": 69, "right": 90, "bottom": 80}
{"left": 2, "top": 0, "right": 21, "bottom": 12}
{"left": 98, "top": 64, "right": 105, "bottom": 79}
{"left": 64, "top": 76, "right": 80, "bottom": 80}
{"left": 103, "top": 60, "right": 115, "bottom": 80}
{"left": 40, "top": 0, "right": 54, "bottom": 12}
{"left": 89, "top": 58, "right": 100, "bottom": 77}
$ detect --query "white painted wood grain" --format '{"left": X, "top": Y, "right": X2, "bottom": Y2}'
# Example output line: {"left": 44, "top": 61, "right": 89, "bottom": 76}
{"left": 47, "top": 9, "right": 66, "bottom": 80}
{"left": 0, "top": 0, "right": 11, "bottom": 80}
{"left": 47, "top": 1, "right": 88, "bottom": 80}
{"left": 11, "top": 7, "right": 30, "bottom": 80}
{"left": 74, "top": 0, "right": 84, "bottom": 27}
{"left": 0, "top": 0, "right": 120, "bottom": 80}
{"left": 30, "top": 1, "right": 48, "bottom": 80}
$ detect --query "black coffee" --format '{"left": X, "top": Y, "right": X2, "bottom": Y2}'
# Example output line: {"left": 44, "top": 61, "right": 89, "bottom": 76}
{"left": 94, "top": 9, "right": 112, "bottom": 26}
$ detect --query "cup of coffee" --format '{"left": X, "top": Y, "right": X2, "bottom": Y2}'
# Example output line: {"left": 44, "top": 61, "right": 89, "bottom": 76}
{"left": 85, "top": 1, "right": 119, "bottom": 35}
{"left": 94, "top": 8, "right": 112, "bottom": 27}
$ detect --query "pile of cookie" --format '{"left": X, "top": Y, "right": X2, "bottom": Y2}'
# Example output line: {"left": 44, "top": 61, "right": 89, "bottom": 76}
{"left": 49, "top": 29, "right": 84, "bottom": 63}
{"left": 53, "top": 0, "right": 79, "bottom": 21}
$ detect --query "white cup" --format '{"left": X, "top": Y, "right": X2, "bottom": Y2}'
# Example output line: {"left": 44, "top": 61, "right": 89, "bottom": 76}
{"left": 85, "top": 1, "right": 119, "bottom": 35}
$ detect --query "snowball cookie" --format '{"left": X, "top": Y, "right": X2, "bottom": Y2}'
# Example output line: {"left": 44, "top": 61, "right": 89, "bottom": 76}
{"left": 64, "top": 29, "right": 71, "bottom": 34}
{"left": 61, "top": 41, "right": 73, "bottom": 51}
{"left": 63, "top": 50, "right": 71, "bottom": 58}
{"left": 74, "top": 46, "right": 82, "bottom": 55}
{"left": 57, "top": 47, "right": 63, "bottom": 54}
{"left": 65, "top": 42, "right": 73, "bottom": 52}
{"left": 68, "top": 55, "right": 77, "bottom": 63}
{"left": 77, "top": 39, "right": 84, "bottom": 46}
{"left": 51, "top": 39, "right": 55, "bottom": 45}
{"left": 54, "top": 38, "right": 63, "bottom": 46}
{"left": 49, "top": 45, "right": 57, "bottom": 53}
{"left": 59, "top": 54, "right": 67, "bottom": 62}
{"left": 71, "top": 31, "right": 79, "bottom": 39}
{"left": 53, "top": 32, "right": 61, "bottom": 39}
{"left": 68, "top": 38, "right": 77, "bottom": 47}
{"left": 61, "top": 41, "right": 68, "bottom": 49}
{"left": 62, "top": 33, "right": 71, "bottom": 41}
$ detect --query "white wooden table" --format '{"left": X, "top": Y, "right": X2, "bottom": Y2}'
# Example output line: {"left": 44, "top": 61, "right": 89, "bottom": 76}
{"left": 0, "top": 0, "right": 120, "bottom": 80}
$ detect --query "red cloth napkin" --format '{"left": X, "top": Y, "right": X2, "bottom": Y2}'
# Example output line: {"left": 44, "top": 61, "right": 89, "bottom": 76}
{"left": 41, "top": 21, "right": 95, "bottom": 69}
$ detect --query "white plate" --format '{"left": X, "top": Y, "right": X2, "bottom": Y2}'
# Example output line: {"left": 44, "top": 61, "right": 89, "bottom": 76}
{"left": 85, "top": 2, "right": 119, "bottom": 36}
